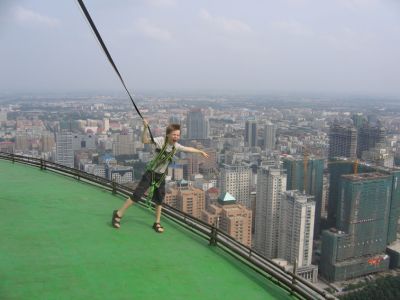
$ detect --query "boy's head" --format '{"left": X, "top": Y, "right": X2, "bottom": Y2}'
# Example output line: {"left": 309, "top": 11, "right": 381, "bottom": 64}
{"left": 166, "top": 123, "right": 181, "bottom": 144}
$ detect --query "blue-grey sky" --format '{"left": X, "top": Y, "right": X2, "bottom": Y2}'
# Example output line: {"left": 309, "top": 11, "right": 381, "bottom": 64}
{"left": 1, "top": 0, "right": 399, "bottom": 96}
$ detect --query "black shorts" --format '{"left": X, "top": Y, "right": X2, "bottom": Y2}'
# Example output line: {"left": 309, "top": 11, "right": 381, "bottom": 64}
{"left": 131, "top": 170, "right": 166, "bottom": 205}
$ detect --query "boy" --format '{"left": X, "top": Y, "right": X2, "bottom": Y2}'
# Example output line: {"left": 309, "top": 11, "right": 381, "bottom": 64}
{"left": 112, "top": 119, "right": 209, "bottom": 233}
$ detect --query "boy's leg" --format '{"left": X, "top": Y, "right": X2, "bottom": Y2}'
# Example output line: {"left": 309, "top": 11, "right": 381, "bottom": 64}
{"left": 112, "top": 171, "right": 150, "bottom": 228}
{"left": 112, "top": 198, "right": 134, "bottom": 228}
{"left": 153, "top": 177, "right": 165, "bottom": 232}
{"left": 117, "top": 197, "right": 135, "bottom": 218}
{"left": 155, "top": 204, "right": 162, "bottom": 223}
{"left": 154, "top": 204, "right": 164, "bottom": 233}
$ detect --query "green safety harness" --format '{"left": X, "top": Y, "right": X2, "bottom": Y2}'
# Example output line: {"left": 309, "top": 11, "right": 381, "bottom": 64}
{"left": 145, "top": 139, "right": 176, "bottom": 208}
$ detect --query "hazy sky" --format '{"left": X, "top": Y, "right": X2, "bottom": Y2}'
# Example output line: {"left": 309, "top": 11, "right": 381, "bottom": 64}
{"left": 1, "top": 0, "right": 399, "bottom": 96}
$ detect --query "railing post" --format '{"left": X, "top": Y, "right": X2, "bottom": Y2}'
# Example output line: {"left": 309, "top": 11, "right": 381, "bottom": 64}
{"left": 12, "top": 153, "right": 15, "bottom": 164}
{"left": 40, "top": 159, "right": 44, "bottom": 170}
{"left": 209, "top": 226, "right": 218, "bottom": 246}
{"left": 112, "top": 179, "right": 117, "bottom": 195}
{"left": 290, "top": 258, "right": 298, "bottom": 296}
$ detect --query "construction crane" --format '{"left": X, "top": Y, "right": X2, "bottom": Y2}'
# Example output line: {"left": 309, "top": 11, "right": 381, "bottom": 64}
{"left": 353, "top": 159, "right": 359, "bottom": 175}
{"left": 327, "top": 158, "right": 360, "bottom": 175}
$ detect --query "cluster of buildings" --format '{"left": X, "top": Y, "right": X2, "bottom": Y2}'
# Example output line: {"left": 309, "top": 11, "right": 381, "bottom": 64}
{"left": 2, "top": 97, "right": 400, "bottom": 286}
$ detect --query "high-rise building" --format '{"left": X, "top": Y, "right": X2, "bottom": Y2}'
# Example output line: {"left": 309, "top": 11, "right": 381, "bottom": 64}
{"left": 254, "top": 166, "right": 287, "bottom": 259}
{"left": 351, "top": 113, "right": 367, "bottom": 129}
{"left": 55, "top": 131, "right": 74, "bottom": 168}
{"left": 328, "top": 124, "right": 357, "bottom": 159}
{"left": 107, "top": 165, "right": 134, "bottom": 184}
{"left": 72, "top": 133, "right": 96, "bottom": 151}
{"left": 279, "top": 191, "right": 318, "bottom": 282}
{"left": 166, "top": 180, "right": 205, "bottom": 219}
{"left": 187, "top": 109, "right": 208, "bottom": 139}
{"left": 362, "top": 144, "right": 394, "bottom": 168}
{"left": 169, "top": 115, "right": 182, "bottom": 125}
{"left": 357, "top": 125, "right": 386, "bottom": 158}
{"left": 112, "top": 133, "right": 135, "bottom": 156}
{"left": 199, "top": 147, "right": 218, "bottom": 176}
{"left": 168, "top": 163, "right": 184, "bottom": 181}
{"left": 264, "top": 122, "right": 277, "bottom": 151}
{"left": 326, "top": 159, "right": 400, "bottom": 245}
{"left": 320, "top": 173, "right": 392, "bottom": 281}
{"left": 283, "top": 156, "right": 324, "bottom": 235}
{"left": 164, "top": 185, "right": 178, "bottom": 207}
{"left": 245, "top": 120, "right": 257, "bottom": 148}
{"left": 15, "top": 132, "right": 30, "bottom": 152}
{"left": 0, "top": 141, "right": 15, "bottom": 153}
{"left": 0, "top": 110, "right": 7, "bottom": 123}
{"left": 104, "top": 118, "right": 110, "bottom": 132}
{"left": 220, "top": 164, "right": 251, "bottom": 208}
{"left": 201, "top": 192, "right": 252, "bottom": 247}
{"left": 40, "top": 132, "right": 55, "bottom": 153}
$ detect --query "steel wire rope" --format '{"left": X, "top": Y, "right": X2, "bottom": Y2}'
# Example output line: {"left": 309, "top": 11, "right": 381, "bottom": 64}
{"left": 76, "top": 0, "right": 154, "bottom": 142}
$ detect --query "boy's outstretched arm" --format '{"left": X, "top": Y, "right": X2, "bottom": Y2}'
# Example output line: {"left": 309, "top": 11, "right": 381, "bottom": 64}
{"left": 183, "top": 147, "right": 209, "bottom": 158}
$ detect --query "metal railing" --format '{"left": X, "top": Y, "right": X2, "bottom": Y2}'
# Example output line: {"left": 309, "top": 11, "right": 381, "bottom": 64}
{"left": 0, "top": 152, "right": 337, "bottom": 300}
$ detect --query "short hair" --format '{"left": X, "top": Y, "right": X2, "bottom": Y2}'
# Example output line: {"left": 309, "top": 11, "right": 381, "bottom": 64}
{"left": 166, "top": 123, "right": 181, "bottom": 135}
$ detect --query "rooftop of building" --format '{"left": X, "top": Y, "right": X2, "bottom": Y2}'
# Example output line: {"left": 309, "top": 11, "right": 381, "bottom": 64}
{"left": 342, "top": 172, "right": 391, "bottom": 181}
{"left": 0, "top": 158, "right": 299, "bottom": 300}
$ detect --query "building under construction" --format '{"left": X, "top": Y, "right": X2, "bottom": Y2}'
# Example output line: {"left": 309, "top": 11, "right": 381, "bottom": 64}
{"left": 328, "top": 124, "right": 357, "bottom": 159}
{"left": 320, "top": 169, "right": 400, "bottom": 282}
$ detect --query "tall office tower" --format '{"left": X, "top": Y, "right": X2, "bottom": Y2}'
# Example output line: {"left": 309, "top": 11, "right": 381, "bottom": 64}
{"left": 187, "top": 109, "right": 208, "bottom": 139}
{"left": 279, "top": 191, "right": 318, "bottom": 282}
{"left": 220, "top": 164, "right": 251, "bottom": 208}
{"left": 201, "top": 192, "right": 252, "bottom": 247}
{"left": 283, "top": 157, "right": 324, "bottom": 236}
{"left": 56, "top": 131, "right": 74, "bottom": 168}
{"left": 320, "top": 173, "right": 393, "bottom": 282}
{"left": 351, "top": 113, "right": 366, "bottom": 129}
{"left": 112, "top": 133, "right": 135, "bottom": 156}
{"left": 254, "top": 166, "right": 287, "bottom": 259}
{"left": 175, "top": 181, "right": 205, "bottom": 219}
{"left": 264, "top": 122, "right": 277, "bottom": 151}
{"left": 328, "top": 124, "right": 357, "bottom": 159}
{"left": 245, "top": 120, "right": 257, "bottom": 147}
{"left": 356, "top": 125, "right": 386, "bottom": 158}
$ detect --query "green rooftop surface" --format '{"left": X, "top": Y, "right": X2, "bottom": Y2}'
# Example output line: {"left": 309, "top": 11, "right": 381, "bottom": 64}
{"left": 0, "top": 159, "right": 295, "bottom": 300}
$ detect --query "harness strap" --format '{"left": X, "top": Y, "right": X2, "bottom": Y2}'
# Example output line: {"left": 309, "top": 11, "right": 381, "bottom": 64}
{"left": 145, "top": 139, "right": 177, "bottom": 208}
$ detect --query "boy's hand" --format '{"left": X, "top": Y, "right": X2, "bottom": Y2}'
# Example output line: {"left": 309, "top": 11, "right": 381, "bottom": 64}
{"left": 143, "top": 119, "right": 149, "bottom": 128}
{"left": 200, "top": 151, "right": 209, "bottom": 158}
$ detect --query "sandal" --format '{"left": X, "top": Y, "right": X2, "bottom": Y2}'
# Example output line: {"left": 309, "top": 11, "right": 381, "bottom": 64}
{"left": 112, "top": 210, "right": 122, "bottom": 228}
{"left": 152, "top": 222, "right": 164, "bottom": 233}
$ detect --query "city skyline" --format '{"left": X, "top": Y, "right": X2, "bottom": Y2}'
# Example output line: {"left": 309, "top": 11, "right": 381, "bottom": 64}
{"left": 1, "top": 0, "right": 400, "bottom": 97}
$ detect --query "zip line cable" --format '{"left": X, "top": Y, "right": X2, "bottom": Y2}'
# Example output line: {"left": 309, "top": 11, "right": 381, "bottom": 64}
{"left": 76, "top": 0, "right": 154, "bottom": 142}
